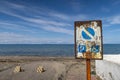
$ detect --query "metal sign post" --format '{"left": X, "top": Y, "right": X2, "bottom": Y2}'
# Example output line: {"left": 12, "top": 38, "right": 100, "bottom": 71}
{"left": 86, "top": 52, "right": 91, "bottom": 80}
{"left": 86, "top": 59, "right": 91, "bottom": 80}
{"left": 74, "top": 20, "right": 103, "bottom": 80}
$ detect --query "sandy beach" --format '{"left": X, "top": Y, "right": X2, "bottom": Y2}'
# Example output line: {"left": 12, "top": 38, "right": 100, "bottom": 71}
{"left": 0, "top": 56, "right": 100, "bottom": 80}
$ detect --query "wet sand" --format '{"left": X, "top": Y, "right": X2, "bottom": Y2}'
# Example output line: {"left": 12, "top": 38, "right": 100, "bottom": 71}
{"left": 0, "top": 56, "right": 99, "bottom": 80}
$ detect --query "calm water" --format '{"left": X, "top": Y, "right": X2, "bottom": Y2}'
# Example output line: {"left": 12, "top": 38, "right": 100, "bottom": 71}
{"left": 0, "top": 44, "right": 119, "bottom": 56}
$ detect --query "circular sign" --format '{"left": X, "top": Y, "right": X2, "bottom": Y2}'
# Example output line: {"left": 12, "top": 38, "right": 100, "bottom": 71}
{"left": 82, "top": 27, "right": 95, "bottom": 40}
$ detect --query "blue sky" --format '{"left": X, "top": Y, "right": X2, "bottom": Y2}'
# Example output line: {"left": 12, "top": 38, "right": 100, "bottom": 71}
{"left": 0, "top": 0, "right": 120, "bottom": 44}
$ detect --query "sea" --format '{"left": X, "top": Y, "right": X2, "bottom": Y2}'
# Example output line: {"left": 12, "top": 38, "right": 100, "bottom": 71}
{"left": 0, "top": 44, "right": 119, "bottom": 56}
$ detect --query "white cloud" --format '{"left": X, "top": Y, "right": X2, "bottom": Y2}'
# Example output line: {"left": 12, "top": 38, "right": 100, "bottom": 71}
{"left": 104, "top": 36, "right": 120, "bottom": 44}
{"left": 112, "top": 0, "right": 120, "bottom": 5}
{"left": 4, "top": 1, "right": 25, "bottom": 9}
{"left": 0, "top": 1, "right": 88, "bottom": 44}
{"left": 100, "top": 15, "right": 120, "bottom": 28}
{"left": 0, "top": 32, "right": 73, "bottom": 44}
{"left": 42, "top": 26, "right": 73, "bottom": 35}
{"left": 49, "top": 12, "right": 70, "bottom": 20}
{"left": 0, "top": 1, "right": 87, "bottom": 23}
{"left": 27, "top": 18, "right": 72, "bottom": 27}
{"left": 109, "top": 29, "right": 120, "bottom": 32}
{"left": 0, "top": 3, "right": 74, "bottom": 36}
{"left": 72, "top": 14, "right": 88, "bottom": 21}
{"left": 110, "top": 16, "right": 120, "bottom": 24}
{"left": 0, "top": 21, "right": 38, "bottom": 33}
{"left": 0, "top": 8, "right": 73, "bottom": 27}
{"left": 105, "top": 15, "right": 120, "bottom": 25}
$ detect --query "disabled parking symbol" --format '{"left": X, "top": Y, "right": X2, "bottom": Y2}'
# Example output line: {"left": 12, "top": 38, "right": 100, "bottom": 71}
{"left": 91, "top": 45, "right": 99, "bottom": 53}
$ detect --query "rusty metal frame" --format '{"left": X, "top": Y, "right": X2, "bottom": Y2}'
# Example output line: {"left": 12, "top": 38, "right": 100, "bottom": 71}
{"left": 74, "top": 20, "right": 103, "bottom": 60}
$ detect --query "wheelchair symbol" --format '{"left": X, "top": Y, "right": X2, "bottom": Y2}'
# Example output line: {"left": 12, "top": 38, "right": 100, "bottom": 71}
{"left": 91, "top": 45, "right": 99, "bottom": 53}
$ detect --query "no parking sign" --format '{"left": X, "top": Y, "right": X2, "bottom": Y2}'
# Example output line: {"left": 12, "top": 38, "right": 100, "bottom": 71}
{"left": 74, "top": 20, "right": 103, "bottom": 59}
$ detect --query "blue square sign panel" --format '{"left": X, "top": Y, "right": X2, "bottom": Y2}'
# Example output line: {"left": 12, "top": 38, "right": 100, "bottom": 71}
{"left": 78, "top": 44, "right": 86, "bottom": 53}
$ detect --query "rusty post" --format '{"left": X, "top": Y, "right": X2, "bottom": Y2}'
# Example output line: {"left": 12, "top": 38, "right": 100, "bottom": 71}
{"left": 86, "top": 59, "right": 91, "bottom": 80}
{"left": 86, "top": 51, "right": 91, "bottom": 80}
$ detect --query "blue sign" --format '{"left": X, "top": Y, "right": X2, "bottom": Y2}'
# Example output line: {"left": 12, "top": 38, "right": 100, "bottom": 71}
{"left": 82, "top": 27, "right": 95, "bottom": 40}
{"left": 91, "top": 45, "right": 99, "bottom": 53}
{"left": 78, "top": 44, "right": 86, "bottom": 53}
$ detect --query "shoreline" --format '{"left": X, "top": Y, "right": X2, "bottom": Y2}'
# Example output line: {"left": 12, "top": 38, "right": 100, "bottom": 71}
{"left": 0, "top": 56, "right": 97, "bottom": 80}
{"left": 0, "top": 56, "right": 75, "bottom": 62}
